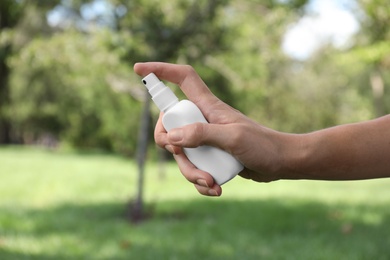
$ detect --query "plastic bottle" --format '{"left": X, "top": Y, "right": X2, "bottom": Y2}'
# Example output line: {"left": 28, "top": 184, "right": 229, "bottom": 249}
{"left": 142, "top": 73, "right": 243, "bottom": 185}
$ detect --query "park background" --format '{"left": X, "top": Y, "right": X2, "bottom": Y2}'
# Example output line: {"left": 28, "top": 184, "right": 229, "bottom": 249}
{"left": 0, "top": 0, "right": 390, "bottom": 259}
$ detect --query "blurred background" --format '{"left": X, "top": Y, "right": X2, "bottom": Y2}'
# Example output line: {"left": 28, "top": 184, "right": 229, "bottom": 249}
{"left": 1, "top": 0, "right": 390, "bottom": 259}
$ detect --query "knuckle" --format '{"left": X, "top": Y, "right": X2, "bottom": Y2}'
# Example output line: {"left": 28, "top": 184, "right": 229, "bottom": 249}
{"left": 154, "top": 129, "right": 167, "bottom": 148}
{"left": 189, "top": 123, "right": 205, "bottom": 146}
{"left": 178, "top": 65, "right": 197, "bottom": 88}
{"left": 183, "top": 64, "right": 196, "bottom": 75}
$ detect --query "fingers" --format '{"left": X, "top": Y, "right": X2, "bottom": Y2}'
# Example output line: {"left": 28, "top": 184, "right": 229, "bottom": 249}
{"left": 155, "top": 113, "right": 222, "bottom": 196}
{"left": 194, "top": 184, "right": 222, "bottom": 197}
{"left": 154, "top": 112, "right": 181, "bottom": 154}
{"left": 154, "top": 112, "right": 169, "bottom": 149}
{"left": 167, "top": 123, "right": 242, "bottom": 155}
{"left": 173, "top": 153, "right": 222, "bottom": 196}
{"left": 156, "top": 125, "right": 221, "bottom": 196}
{"left": 134, "top": 62, "right": 219, "bottom": 112}
{"left": 154, "top": 112, "right": 166, "bottom": 148}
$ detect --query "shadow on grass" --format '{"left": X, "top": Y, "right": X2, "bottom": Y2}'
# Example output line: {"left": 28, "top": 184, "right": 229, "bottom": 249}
{"left": 1, "top": 198, "right": 390, "bottom": 259}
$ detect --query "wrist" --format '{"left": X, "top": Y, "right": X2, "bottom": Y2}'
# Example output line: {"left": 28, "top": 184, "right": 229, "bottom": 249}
{"left": 275, "top": 132, "right": 310, "bottom": 180}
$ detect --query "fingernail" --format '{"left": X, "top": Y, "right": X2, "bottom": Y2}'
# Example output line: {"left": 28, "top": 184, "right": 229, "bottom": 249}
{"left": 169, "top": 129, "right": 183, "bottom": 142}
{"left": 196, "top": 179, "right": 209, "bottom": 188}
{"left": 208, "top": 189, "right": 219, "bottom": 196}
{"left": 165, "top": 145, "right": 175, "bottom": 154}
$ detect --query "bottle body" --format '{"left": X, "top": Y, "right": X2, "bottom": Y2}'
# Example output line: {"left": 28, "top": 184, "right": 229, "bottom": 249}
{"left": 162, "top": 100, "right": 243, "bottom": 185}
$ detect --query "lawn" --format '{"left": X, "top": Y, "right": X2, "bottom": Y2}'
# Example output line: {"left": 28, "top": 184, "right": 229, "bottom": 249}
{"left": 0, "top": 146, "right": 390, "bottom": 259}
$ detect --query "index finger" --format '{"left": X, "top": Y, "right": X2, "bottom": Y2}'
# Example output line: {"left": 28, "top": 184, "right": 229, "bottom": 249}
{"left": 134, "top": 62, "right": 219, "bottom": 108}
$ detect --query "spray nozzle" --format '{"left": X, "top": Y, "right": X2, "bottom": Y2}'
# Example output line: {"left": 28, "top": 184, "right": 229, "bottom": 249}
{"left": 141, "top": 73, "right": 179, "bottom": 112}
{"left": 142, "top": 73, "right": 161, "bottom": 92}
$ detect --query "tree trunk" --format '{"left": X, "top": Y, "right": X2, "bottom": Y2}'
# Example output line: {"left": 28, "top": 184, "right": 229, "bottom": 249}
{"left": 0, "top": 46, "right": 11, "bottom": 144}
{"left": 370, "top": 69, "right": 385, "bottom": 117}
{"left": 131, "top": 90, "right": 151, "bottom": 222}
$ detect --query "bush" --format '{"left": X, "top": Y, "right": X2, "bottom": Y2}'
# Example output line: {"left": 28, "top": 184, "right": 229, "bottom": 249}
{"left": 9, "top": 30, "right": 142, "bottom": 155}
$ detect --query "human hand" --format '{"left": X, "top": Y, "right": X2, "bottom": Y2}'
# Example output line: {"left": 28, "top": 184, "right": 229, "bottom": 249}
{"left": 134, "top": 62, "right": 294, "bottom": 196}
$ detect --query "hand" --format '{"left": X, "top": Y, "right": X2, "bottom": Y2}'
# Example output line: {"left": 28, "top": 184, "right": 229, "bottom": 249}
{"left": 134, "top": 62, "right": 295, "bottom": 196}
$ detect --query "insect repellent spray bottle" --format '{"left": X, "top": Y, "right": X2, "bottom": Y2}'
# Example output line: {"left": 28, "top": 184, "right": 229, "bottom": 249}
{"left": 142, "top": 73, "right": 244, "bottom": 185}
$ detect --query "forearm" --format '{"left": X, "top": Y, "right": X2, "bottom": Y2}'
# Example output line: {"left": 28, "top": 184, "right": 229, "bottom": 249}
{"left": 283, "top": 115, "right": 390, "bottom": 180}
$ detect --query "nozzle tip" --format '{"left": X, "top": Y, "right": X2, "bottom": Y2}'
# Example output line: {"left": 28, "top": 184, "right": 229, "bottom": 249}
{"left": 142, "top": 73, "right": 160, "bottom": 91}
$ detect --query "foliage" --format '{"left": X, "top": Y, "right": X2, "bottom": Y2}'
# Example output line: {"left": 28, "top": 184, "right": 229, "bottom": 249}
{"left": 353, "top": 0, "right": 390, "bottom": 116}
{"left": 5, "top": 0, "right": 239, "bottom": 155}
{"left": 2, "top": 0, "right": 390, "bottom": 153}
{"left": 264, "top": 47, "right": 375, "bottom": 132}
{"left": 0, "top": 0, "right": 61, "bottom": 143}
{"left": 9, "top": 30, "right": 141, "bottom": 155}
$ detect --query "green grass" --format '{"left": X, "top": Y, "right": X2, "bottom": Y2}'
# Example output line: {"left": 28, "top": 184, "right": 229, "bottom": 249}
{"left": 1, "top": 146, "right": 390, "bottom": 259}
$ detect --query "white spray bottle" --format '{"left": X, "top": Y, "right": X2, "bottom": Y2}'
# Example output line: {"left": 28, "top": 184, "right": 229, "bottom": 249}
{"left": 142, "top": 73, "right": 243, "bottom": 185}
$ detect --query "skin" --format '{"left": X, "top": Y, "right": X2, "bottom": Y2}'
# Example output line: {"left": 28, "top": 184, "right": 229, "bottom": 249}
{"left": 134, "top": 62, "right": 390, "bottom": 197}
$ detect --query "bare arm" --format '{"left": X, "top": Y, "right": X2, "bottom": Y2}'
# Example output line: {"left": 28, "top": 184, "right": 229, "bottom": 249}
{"left": 134, "top": 62, "right": 390, "bottom": 196}
{"left": 290, "top": 116, "right": 390, "bottom": 181}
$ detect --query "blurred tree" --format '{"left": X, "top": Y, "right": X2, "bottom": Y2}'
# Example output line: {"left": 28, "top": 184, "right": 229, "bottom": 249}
{"left": 6, "top": 0, "right": 321, "bottom": 149}
{"left": 9, "top": 30, "right": 142, "bottom": 154}
{"left": 353, "top": 0, "right": 390, "bottom": 116}
{"left": 200, "top": 0, "right": 309, "bottom": 130}
{"left": 0, "top": 0, "right": 60, "bottom": 144}
{"left": 276, "top": 46, "right": 373, "bottom": 132}
{"left": 0, "top": 0, "right": 24, "bottom": 144}
{"left": 217, "top": 0, "right": 388, "bottom": 133}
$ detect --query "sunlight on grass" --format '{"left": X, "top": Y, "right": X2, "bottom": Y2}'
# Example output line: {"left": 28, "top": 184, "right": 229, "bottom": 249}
{"left": 1, "top": 146, "right": 390, "bottom": 259}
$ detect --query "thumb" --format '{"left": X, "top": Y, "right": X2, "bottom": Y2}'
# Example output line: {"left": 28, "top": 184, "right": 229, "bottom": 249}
{"left": 167, "top": 123, "right": 239, "bottom": 154}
